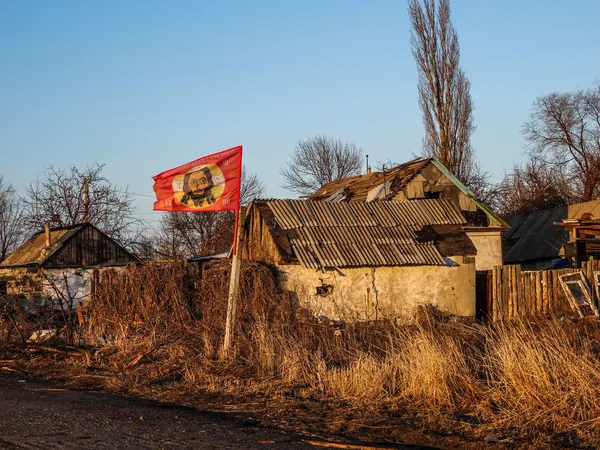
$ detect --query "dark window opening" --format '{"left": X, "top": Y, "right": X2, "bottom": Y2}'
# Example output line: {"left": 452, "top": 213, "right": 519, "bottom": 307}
{"left": 424, "top": 191, "right": 441, "bottom": 199}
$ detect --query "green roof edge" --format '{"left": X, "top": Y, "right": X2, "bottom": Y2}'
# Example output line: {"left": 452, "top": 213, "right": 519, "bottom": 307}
{"left": 430, "top": 159, "right": 510, "bottom": 229}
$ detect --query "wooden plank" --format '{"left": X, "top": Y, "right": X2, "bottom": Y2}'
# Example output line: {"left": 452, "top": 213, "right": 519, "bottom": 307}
{"left": 507, "top": 266, "right": 513, "bottom": 319}
{"left": 524, "top": 273, "right": 531, "bottom": 316}
{"left": 491, "top": 266, "right": 497, "bottom": 321}
{"left": 496, "top": 265, "right": 503, "bottom": 321}
{"left": 487, "top": 270, "right": 493, "bottom": 322}
{"left": 502, "top": 265, "right": 509, "bottom": 321}
{"left": 517, "top": 265, "right": 524, "bottom": 317}
{"left": 494, "top": 266, "right": 501, "bottom": 322}
{"left": 542, "top": 270, "right": 549, "bottom": 315}
{"left": 535, "top": 272, "right": 543, "bottom": 313}
{"left": 512, "top": 265, "right": 520, "bottom": 318}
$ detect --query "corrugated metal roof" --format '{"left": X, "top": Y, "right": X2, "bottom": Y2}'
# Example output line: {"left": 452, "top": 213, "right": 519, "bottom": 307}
{"left": 503, "top": 200, "right": 600, "bottom": 264}
{"left": 0, "top": 225, "right": 83, "bottom": 267}
{"left": 503, "top": 206, "right": 569, "bottom": 263}
{"left": 262, "top": 199, "right": 466, "bottom": 269}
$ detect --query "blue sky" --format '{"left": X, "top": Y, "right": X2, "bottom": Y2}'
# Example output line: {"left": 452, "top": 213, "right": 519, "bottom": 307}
{"left": 1, "top": 0, "right": 599, "bottom": 226}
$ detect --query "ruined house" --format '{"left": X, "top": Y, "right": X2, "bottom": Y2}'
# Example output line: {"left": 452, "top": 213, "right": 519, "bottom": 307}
{"left": 242, "top": 199, "right": 477, "bottom": 322}
{"left": 0, "top": 223, "right": 139, "bottom": 310}
{"left": 309, "top": 158, "right": 508, "bottom": 270}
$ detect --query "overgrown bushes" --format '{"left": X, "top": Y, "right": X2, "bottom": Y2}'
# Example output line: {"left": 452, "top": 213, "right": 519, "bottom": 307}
{"left": 3, "top": 261, "right": 600, "bottom": 446}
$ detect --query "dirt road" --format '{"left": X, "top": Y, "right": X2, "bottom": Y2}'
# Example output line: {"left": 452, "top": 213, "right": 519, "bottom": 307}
{"left": 0, "top": 373, "right": 416, "bottom": 450}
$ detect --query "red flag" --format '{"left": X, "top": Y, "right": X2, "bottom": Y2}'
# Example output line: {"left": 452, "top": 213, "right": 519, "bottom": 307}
{"left": 152, "top": 146, "right": 242, "bottom": 212}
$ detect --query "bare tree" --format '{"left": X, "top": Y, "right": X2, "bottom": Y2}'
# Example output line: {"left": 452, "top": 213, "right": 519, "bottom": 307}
{"left": 157, "top": 167, "right": 266, "bottom": 258}
{"left": 280, "top": 135, "right": 363, "bottom": 197}
{"left": 523, "top": 83, "right": 600, "bottom": 202}
{"left": 409, "top": 0, "right": 478, "bottom": 186}
{"left": 23, "top": 164, "right": 142, "bottom": 245}
{"left": 0, "top": 176, "right": 25, "bottom": 261}
{"left": 492, "top": 159, "right": 570, "bottom": 217}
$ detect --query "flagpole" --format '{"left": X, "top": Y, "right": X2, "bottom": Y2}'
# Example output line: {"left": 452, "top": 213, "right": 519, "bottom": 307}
{"left": 223, "top": 146, "right": 244, "bottom": 358}
{"left": 223, "top": 205, "right": 245, "bottom": 358}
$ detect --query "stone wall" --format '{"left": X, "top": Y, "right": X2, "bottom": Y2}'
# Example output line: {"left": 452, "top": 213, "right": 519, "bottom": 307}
{"left": 279, "top": 262, "right": 476, "bottom": 322}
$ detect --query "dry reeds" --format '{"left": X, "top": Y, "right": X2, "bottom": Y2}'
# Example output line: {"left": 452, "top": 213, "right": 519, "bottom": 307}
{"left": 6, "top": 261, "right": 600, "bottom": 446}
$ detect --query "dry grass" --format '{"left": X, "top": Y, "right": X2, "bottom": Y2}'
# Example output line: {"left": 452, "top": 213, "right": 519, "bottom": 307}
{"left": 4, "top": 261, "right": 600, "bottom": 447}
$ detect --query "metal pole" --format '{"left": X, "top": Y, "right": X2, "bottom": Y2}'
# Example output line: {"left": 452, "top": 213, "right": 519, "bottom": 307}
{"left": 222, "top": 206, "right": 245, "bottom": 358}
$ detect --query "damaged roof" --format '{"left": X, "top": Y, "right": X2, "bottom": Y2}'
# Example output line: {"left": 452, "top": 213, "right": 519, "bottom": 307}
{"left": 254, "top": 199, "right": 476, "bottom": 269}
{"left": 0, "top": 223, "right": 138, "bottom": 268}
{"left": 310, "top": 158, "right": 431, "bottom": 202}
{"left": 309, "top": 158, "right": 507, "bottom": 229}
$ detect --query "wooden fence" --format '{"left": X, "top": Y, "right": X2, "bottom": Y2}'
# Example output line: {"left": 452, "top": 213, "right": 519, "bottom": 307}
{"left": 479, "top": 259, "right": 600, "bottom": 321}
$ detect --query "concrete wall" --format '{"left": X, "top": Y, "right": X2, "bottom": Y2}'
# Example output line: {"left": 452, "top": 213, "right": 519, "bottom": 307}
{"left": 279, "top": 263, "right": 476, "bottom": 322}
{"left": 466, "top": 230, "right": 503, "bottom": 271}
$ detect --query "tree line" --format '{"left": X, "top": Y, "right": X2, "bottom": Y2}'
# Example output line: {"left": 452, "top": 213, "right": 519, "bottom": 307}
{"left": 2, "top": 0, "right": 597, "bottom": 260}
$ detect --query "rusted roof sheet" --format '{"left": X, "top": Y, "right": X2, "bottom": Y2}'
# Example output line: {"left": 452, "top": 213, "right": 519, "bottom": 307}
{"left": 261, "top": 199, "right": 468, "bottom": 269}
{"left": 0, "top": 225, "right": 83, "bottom": 267}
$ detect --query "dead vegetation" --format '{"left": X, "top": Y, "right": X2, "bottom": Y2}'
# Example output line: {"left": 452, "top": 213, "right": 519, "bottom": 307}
{"left": 3, "top": 262, "right": 600, "bottom": 448}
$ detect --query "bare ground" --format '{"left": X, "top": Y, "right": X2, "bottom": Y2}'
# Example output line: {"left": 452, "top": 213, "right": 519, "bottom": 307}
{"left": 0, "top": 353, "right": 519, "bottom": 450}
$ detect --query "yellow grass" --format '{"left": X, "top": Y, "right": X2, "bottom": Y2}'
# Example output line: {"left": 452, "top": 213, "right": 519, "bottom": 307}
{"left": 4, "top": 262, "right": 600, "bottom": 446}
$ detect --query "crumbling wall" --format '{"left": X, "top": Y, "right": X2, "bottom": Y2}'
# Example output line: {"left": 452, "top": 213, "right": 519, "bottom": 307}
{"left": 0, "top": 267, "right": 124, "bottom": 313}
{"left": 279, "top": 262, "right": 476, "bottom": 322}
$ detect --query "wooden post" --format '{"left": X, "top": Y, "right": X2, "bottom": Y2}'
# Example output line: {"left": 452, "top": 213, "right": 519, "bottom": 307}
{"left": 535, "top": 272, "right": 543, "bottom": 313}
{"left": 222, "top": 206, "right": 246, "bottom": 358}
{"left": 515, "top": 265, "right": 522, "bottom": 317}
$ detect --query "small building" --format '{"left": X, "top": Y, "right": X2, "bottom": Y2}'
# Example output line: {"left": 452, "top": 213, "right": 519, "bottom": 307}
{"left": 242, "top": 199, "right": 477, "bottom": 322}
{"left": 503, "top": 206, "right": 569, "bottom": 270}
{"left": 504, "top": 200, "right": 600, "bottom": 269}
{"left": 309, "top": 158, "right": 508, "bottom": 271}
{"left": 0, "top": 223, "right": 139, "bottom": 310}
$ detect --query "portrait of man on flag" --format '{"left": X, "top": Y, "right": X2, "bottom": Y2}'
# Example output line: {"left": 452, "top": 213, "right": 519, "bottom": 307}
{"left": 152, "top": 146, "right": 242, "bottom": 213}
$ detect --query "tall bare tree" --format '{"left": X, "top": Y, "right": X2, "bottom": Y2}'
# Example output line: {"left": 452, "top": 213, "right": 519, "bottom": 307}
{"left": 523, "top": 83, "right": 600, "bottom": 202}
{"left": 409, "top": 0, "right": 477, "bottom": 185}
{"left": 492, "top": 159, "right": 570, "bottom": 217}
{"left": 280, "top": 135, "right": 363, "bottom": 197}
{"left": 0, "top": 176, "right": 25, "bottom": 261}
{"left": 157, "top": 167, "right": 266, "bottom": 258}
{"left": 23, "top": 164, "right": 141, "bottom": 245}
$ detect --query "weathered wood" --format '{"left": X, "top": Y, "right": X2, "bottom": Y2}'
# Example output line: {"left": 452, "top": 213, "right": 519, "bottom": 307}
{"left": 507, "top": 266, "right": 513, "bottom": 319}
{"left": 502, "top": 266, "right": 509, "bottom": 321}
{"left": 542, "top": 270, "right": 549, "bottom": 314}
{"left": 512, "top": 265, "right": 519, "bottom": 318}
{"left": 517, "top": 265, "right": 523, "bottom": 317}
{"left": 535, "top": 272, "right": 542, "bottom": 313}
{"left": 524, "top": 273, "right": 531, "bottom": 316}
{"left": 492, "top": 266, "right": 499, "bottom": 321}
{"left": 495, "top": 265, "right": 502, "bottom": 321}
{"left": 487, "top": 270, "right": 493, "bottom": 321}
